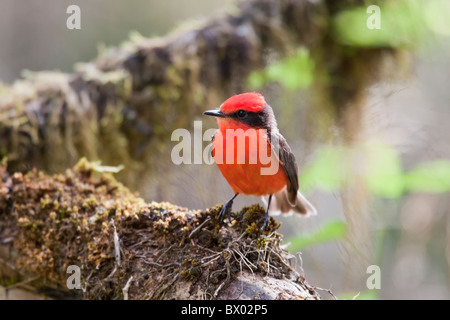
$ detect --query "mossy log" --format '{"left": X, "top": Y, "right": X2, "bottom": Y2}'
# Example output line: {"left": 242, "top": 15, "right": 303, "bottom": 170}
{"left": 0, "top": 0, "right": 402, "bottom": 188}
{"left": 0, "top": 159, "right": 320, "bottom": 300}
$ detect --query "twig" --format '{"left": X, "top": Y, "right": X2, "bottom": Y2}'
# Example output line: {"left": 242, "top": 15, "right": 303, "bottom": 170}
{"left": 213, "top": 281, "right": 226, "bottom": 298}
{"left": 110, "top": 220, "right": 121, "bottom": 267}
{"left": 200, "top": 254, "right": 222, "bottom": 267}
{"left": 269, "top": 249, "right": 294, "bottom": 271}
{"left": 122, "top": 276, "right": 134, "bottom": 300}
{"left": 314, "top": 286, "right": 338, "bottom": 300}
{"left": 232, "top": 249, "right": 256, "bottom": 274}
{"left": 194, "top": 243, "right": 220, "bottom": 255}
{"left": 213, "top": 251, "right": 231, "bottom": 298}
{"left": 4, "top": 276, "right": 39, "bottom": 291}
{"left": 189, "top": 216, "right": 211, "bottom": 238}
{"left": 105, "top": 265, "right": 117, "bottom": 281}
{"left": 156, "top": 244, "right": 175, "bottom": 263}
{"left": 81, "top": 270, "right": 94, "bottom": 293}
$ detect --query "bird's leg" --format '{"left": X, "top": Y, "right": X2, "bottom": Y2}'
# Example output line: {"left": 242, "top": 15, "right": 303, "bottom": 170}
{"left": 218, "top": 193, "right": 239, "bottom": 224}
{"left": 258, "top": 194, "right": 272, "bottom": 232}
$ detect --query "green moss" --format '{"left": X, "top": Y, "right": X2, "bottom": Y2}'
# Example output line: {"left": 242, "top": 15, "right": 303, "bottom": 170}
{"left": 0, "top": 158, "right": 300, "bottom": 300}
{"left": 245, "top": 222, "right": 259, "bottom": 235}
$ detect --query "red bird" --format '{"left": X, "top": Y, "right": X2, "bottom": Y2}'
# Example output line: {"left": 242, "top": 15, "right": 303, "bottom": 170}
{"left": 204, "top": 92, "right": 316, "bottom": 231}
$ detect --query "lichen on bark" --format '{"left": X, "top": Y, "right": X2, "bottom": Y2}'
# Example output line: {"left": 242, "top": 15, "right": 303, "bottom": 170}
{"left": 0, "top": 158, "right": 319, "bottom": 300}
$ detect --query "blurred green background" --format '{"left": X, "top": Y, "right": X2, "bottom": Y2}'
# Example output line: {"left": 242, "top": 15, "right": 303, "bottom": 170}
{"left": 1, "top": 0, "right": 450, "bottom": 299}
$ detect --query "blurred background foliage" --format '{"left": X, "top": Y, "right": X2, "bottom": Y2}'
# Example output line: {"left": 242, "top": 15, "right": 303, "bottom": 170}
{"left": 245, "top": 0, "right": 450, "bottom": 300}
{"left": 1, "top": 0, "right": 450, "bottom": 299}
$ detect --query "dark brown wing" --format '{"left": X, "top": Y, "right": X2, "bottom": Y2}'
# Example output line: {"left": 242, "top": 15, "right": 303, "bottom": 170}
{"left": 273, "top": 132, "right": 299, "bottom": 205}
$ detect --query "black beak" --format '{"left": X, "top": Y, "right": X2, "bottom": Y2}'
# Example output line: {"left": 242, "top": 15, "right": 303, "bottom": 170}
{"left": 203, "top": 109, "right": 226, "bottom": 118}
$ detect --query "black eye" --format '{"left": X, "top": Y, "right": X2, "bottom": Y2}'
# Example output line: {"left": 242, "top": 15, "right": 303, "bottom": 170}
{"left": 237, "top": 110, "right": 247, "bottom": 118}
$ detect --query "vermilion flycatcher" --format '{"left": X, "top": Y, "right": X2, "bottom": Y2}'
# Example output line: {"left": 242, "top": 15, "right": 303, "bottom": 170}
{"left": 204, "top": 92, "right": 316, "bottom": 231}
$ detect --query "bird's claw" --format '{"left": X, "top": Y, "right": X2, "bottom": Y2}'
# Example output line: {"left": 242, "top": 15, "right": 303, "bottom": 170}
{"left": 217, "top": 203, "right": 232, "bottom": 225}
{"left": 217, "top": 194, "right": 238, "bottom": 225}
{"left": 257, "top": 213, "right": 270, "bottom": 234}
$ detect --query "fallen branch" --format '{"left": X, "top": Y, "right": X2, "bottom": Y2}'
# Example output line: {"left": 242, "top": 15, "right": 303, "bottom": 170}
{"left": 0, "top": 159, "right": 320, "bottom": 300}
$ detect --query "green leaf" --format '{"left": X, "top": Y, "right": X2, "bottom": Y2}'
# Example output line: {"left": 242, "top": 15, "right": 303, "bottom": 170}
{"left": 300, "top": 146, "right": 349, "bottom": 193}
{"left": 286, "top": 220, "right": 347, "bottom": 252}
{"left": 365, "top": 142, "right": 404, "bottom": 198}
{"left": 300, "top": 142, "right": 450, "bottom": 198}
{"left": 265, "top": 48, "right": 314, "bottom": 90}
{"left": 247, "top": 71, "right": 266, "bottom": 90}
{"left": 333, "top": 0, "right": 426, "bottom": 47}
{"left": 404, "top": 160, "right": 450, "bottom": 193}
{"left": 246, "top": 48, "right": 314, "bottom": 90}
{"left": 424, "top": 0, "right": 450, "bottom": 36}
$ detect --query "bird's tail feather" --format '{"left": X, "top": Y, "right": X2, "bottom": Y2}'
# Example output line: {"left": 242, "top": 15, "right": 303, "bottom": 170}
{"left": 263, "top": 187, "right": 317, "bottom": 217}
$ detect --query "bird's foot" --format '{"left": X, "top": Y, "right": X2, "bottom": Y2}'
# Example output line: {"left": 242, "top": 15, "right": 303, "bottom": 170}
{"left": 257, "top": 211, "right": 270, "bottom": 233}
{"left": 217, "top": 193, "right": 238, "bottom": 225}
{"left": 217, "top": 201, "right": 233, "bottom": 225}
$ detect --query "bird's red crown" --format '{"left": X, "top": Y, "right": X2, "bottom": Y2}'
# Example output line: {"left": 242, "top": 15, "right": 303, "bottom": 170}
{"left": 220, "top": 92, "right": 266, "bottom": 114}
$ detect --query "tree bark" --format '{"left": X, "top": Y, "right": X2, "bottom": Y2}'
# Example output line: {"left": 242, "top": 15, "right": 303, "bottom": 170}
{"left": 0, "top": 159, "right": 320, "bottom": 300}
{"left": 0, "top": 0, "right": 403, "bottom": 188}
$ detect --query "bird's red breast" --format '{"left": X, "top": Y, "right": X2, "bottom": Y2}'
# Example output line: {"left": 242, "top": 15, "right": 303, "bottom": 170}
{"left": 212, "top": 118, "right": 289, "bottom": 196}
